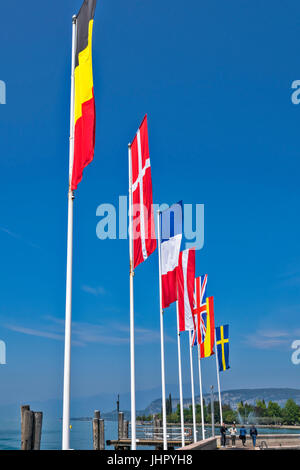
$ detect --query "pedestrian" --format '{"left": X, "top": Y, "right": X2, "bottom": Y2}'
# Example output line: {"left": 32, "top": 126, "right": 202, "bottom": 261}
{"left": 250, "top": 425, "right": 258, "bottom": 447}
{"left": 239, "top": 425, "right": 247, "bottom": 446}
{"left": 229, "top": 423, "right": 237, "bottom": 447}
{"left": 220, "top": 423, "right": 227, "bottom": 447}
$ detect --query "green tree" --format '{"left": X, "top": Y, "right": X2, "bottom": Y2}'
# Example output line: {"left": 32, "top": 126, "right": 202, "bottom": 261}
{"left": 183, "top": 405, "right": 193, "bottom": 422}
{"left": 222, "top": 404, "right": 238, "bottom": 424}
{"left": 223, "top": 409, "right": 238, "bottom": 423}
{"left": 169, "top": 393, "right": 173, "bottom": 415}
{"left": 267, "top": 401, "right": 282, "bottom": 419}
{"left": 255, "top": 399, "right": 268, "bottom": 417}
{"left": 282, "top": 399, "right": 300, "bottom": 424}
{"left": 165, "top": 393, "right": 173, "bottom": 416}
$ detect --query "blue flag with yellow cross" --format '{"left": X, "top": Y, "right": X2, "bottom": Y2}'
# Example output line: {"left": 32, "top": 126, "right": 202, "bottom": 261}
{"left": 216, "top": 324, "right": 230, "bottom": 372}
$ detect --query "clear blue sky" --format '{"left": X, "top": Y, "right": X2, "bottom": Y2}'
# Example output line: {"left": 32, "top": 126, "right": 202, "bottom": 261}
{"left": 0, "top": 0, "right": 300, "bottom": 408}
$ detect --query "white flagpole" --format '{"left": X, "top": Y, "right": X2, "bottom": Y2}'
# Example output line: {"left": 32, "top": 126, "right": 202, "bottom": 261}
{"left": 215, "top": 335, "right": 223, "bottom": 425}
{"left": 62, "top": 14, "right": 77, "bottom": 451}
{"left": 157, "top": 210, "right": 167, "bottom": 451}
{"left": 128, "top": 143, "right": 136, "bottom": 450}
{"left": 176, "top": 302, "right": 185, "bottom": 447}
{"left": 189, "top": 330, "right": 197, "bottom": 443}
{"left": 197, "top": 344, "right": 205, "bottom": 440}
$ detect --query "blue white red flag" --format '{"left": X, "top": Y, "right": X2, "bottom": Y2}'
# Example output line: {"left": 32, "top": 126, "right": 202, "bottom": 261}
{"left": 160, "top": 202, "right": 183, "bottom": 309}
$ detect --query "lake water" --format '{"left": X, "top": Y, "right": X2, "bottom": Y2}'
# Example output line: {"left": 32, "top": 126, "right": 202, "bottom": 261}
{"left": 1, "top": 419, "right": 299, "bottom": 450}
{"left": 0, "top": 418, "right": 118, "bottom": 450}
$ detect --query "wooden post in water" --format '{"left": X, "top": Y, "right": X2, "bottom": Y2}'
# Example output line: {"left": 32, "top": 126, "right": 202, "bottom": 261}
{"left": 21, "top": 406, "right": 43, "bottom": 450}
{"left": 21, "top": 408, "right": 34, "bottom": 450}
{"left": 118, "top": 412, "right": 124, "bottom": 440}
{"left": 21, "top": 405, "right": 30, "bottom": 439}
{"left": 99, "top": 419, "right": 105, "bottom": 450}
{"left": 32, "top": 412, "right": 43, "bottom": 450}
{"left": 153, "top": 414, "right": 158, "bottom": 438}
{"left": 93, "top": 410, "right": 100, "bottom": 450}
{"left": 123, "top": 420, "right": 129, "bottom": 439}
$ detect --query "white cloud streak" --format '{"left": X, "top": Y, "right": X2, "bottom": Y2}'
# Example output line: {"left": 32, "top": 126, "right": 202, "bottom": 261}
{"left": 5, "top": 316, "right": 173, "bottom": 347}
{"left": 0, "top": 227, "right": 40, "bottom": 249}
{"left": 81, "top": 285, "right": 107, "bottom": 296}
{"left": 243, "top": 329, "right": 297, "bottom": 350}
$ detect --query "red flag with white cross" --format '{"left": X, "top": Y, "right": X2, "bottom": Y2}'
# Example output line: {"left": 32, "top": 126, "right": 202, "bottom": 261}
{"left": 129, "top": 115, "right": 156, "bottom": 268}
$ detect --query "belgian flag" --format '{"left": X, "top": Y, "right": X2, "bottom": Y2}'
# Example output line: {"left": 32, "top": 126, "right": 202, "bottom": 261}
{"left": 71, "top": 0, "right": 97, "bottom": 191}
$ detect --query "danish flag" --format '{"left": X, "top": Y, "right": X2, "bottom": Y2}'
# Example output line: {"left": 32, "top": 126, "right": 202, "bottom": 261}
{"left": 130, "top": 115, "right": 156, "bottom": 268}
{"left": 192, "top": 275, "right": 208, "bottom": 346}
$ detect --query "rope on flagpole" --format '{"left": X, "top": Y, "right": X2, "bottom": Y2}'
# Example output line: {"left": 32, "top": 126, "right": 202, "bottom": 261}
{"left": 197, "top": 344, "right": 205, "bottom": 440}
{"left": 189, "top": 330, "right": 197, "bottom": 443}
{"left": 157, "top": 210, "right": 168, "bottom": 451}
{"left": 176, "top": 301, "right": 185, "bottom": 447}
{"left": 128, "top": 143, "right": 136, "bottom": 450}
{"left": 215, "top": 334, "right": 223, "bottom": 425}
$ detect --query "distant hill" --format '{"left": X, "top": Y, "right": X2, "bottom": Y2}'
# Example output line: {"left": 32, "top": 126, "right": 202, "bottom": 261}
{"left": 1, "top": 387, "right": 300, "bottom": 422}
{"left": 0, "top": 383, "right": 190, "bottom": 421}
{"left": 214, "top": 388, "right": 300, "bottom": 409}
{"left": 141, "top": 388, "right": 300, "bottom": 415}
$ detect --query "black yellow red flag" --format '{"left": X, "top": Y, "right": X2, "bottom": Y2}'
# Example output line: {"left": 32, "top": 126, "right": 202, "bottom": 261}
{"left": 71, "top": 0, "right": 97, "bottom": 191}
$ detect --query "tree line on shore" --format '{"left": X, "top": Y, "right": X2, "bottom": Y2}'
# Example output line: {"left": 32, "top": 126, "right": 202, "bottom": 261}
{"left": 137, "top": 393, "right": 300, "bottom": 425}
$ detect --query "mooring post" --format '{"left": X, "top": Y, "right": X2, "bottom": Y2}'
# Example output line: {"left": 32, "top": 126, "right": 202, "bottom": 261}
{"left": 153, "top": 414, "right": 159, "bottom": 438}
{"left": 99, "top": 419, "right": 105, "bottom": 450}
{"left": 118, "top": 412, "right": 124, "bottom": 440}
{"left": 123, "top": 420, "right": 129, "bottom": 439}
{"left": 21, "top": 409, "right": 34, "bottom": 450}
{"left": 21, "top": 405, "right": 31, "bottom": 450}
{"left": 93, "top": 410, "right": 100, "bottom": 450}
{"left": 32, "top": 412, "right": 43, "bottom": 450}
{"left": 21, "top": 405, "right": 30, "bottom": 436}
{"left": 21, "top": 405, "right": 43, "bottom": 450}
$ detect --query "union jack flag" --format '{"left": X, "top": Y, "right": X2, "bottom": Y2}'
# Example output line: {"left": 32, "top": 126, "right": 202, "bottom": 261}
{"left": 192, "top": 275, "right": 208, "bottom": 346}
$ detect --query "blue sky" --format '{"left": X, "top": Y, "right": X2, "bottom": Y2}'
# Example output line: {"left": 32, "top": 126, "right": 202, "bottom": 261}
{"left": 0, "top": 0, "right": 300, "bottom": 410}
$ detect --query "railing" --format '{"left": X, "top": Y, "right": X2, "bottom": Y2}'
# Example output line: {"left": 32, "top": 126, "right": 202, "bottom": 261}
{"left": 129, "top": 424, "right": 194, "bottom": 441}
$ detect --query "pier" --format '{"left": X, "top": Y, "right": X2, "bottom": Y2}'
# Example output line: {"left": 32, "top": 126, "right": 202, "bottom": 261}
{"left": 179, "top": 434, "right": 300, "bottom": 451}
{"left": 107, "top": 414, "right": 193, "bottom": 450}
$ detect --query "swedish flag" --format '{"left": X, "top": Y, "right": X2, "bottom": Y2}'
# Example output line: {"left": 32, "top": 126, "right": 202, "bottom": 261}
{"left": 216, "top": 325, "right": 230, "bottom": 372}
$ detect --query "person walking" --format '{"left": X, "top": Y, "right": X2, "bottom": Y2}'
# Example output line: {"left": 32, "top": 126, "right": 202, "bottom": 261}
{"left": 220, "top": 423, "right": 227, "bottom": 447}
{"left": 229, "top": 423, "right": 237, "bottom": 447}
{"left": 239, "top": 425, "right": 247, "bottom": 446}
{"left": 250, "top": 425, "right": 258, "bottom": 447}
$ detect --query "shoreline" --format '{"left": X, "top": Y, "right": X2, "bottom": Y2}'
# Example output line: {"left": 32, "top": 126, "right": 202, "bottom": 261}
{"left": 137, "top": 421, "right": 300, "bottom": 430}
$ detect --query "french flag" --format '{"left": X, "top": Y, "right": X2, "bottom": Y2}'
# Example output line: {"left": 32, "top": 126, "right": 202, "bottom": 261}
{"left": 177, "top": 249, "right": 196, "bottom": 332}
{"left": 160, "top": 202, "right": 183, "bottom": 309}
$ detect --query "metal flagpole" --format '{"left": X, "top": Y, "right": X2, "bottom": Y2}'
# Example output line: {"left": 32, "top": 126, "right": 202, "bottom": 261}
{"left": 189, "top": 330, "right": 197, "bottom": 443}
{"left": 176, "top": 301, "right": 185, "bottom": 447}
{"left": 62, "top": 14, "right": 77, "bottom": 451}
{"left": 210, "top": 385, "right": 215, "bottom": 437}
{"left": 197, "top": 344, "right": 205, "bottom": 440}
{"left": 157, "top": 210, "right": 167, "bottom": 451}
{"left": 215, "top": 335, "right": 223, "bottom": 425}
{"left": 128, "top": 143, "right": 136, "bottom": 450}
